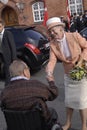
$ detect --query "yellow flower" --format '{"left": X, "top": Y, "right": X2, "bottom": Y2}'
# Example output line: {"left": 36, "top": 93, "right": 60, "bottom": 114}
{"left": 69, "top": 67, "right": 86, "bottom": 81}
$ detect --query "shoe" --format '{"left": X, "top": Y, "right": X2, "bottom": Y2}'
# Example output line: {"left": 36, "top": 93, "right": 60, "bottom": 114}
{"left": 51, "top": 123, "right": 63, "bottom": 130}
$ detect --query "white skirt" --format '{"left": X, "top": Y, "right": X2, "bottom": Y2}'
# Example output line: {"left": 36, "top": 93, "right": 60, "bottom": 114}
{"left": 64, "top": 74, "right": 87, "bottom": 109}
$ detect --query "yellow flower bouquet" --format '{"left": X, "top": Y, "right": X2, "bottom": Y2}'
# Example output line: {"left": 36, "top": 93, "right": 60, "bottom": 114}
{"left": 69, "top": 66, "right": 87, "bottom": 81}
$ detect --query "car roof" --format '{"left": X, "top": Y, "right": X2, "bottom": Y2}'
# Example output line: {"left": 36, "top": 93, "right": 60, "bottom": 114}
{"left": 5, "top": 25, "right": 36, "bottom": 30}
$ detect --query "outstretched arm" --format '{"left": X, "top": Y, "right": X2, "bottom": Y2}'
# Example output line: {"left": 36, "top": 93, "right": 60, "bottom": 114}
{"left": 46, "top": 47, "right": 57, "bottom": 81}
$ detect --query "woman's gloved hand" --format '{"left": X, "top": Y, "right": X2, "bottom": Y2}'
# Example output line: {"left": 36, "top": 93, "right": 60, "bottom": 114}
{"left": 46, "top": 71, "right": 54, "bottom": 82}
{"left": 75, "top": 58, "right": 83, "bottom": 68}
{"left": 48, "top": 81, "right": 55, "bottom": 87}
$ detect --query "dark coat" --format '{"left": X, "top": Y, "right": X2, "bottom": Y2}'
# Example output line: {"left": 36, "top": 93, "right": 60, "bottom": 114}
{"left": 2, "top": 30, "right": 17, "bottom": 64}
{"left": 0, "top": 79, "right": 58, "bottom": 121}
{"left": 1, "top": 30, "right": 17, "bottom": 85}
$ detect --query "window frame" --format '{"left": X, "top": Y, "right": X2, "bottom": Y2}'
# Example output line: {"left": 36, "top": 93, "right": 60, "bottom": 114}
{"left": 68, "top": 0, "right": 83, "bottom": 15}
{"left": 32, "top": 2, "right": 44, "bottom": 23}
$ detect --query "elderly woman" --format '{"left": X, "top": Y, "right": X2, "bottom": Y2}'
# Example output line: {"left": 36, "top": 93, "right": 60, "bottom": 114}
{"left": 46, "top": 17, "right": 87, "bottom": 130}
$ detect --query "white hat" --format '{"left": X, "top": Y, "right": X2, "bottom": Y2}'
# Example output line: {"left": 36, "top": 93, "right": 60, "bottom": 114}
{"left": 46, "top": 17, "right": 65, "bottom": 30}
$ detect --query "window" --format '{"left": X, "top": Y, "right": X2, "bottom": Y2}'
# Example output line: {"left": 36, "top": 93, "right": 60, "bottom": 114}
{"left": 68, "top": 0, "right": 83, "bottom": 15}
{"left": 32, "top": 2, "right": 44, "bottom": 22}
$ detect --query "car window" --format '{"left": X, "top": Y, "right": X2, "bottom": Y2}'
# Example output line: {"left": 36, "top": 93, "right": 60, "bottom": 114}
{"left": 24, "top": 29, "right": 45, "bottom": 40}
{"left": 8, "top": 29, "right": 26, "bottom": 48}
{"left": 24, "top": 29, "right": 47, "bottom": 46}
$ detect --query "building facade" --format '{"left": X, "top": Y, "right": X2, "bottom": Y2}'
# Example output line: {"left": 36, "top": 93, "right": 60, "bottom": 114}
{"left": 0, "top": 0, "right": 87, "bottom": 26}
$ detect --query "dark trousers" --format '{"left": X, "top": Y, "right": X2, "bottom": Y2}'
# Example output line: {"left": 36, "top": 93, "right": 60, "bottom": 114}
{"left": 4, "top": 64, "right": 10, "bottom": 86}
{"left": 0, "top": 53, "right": 10, "bottom": 86}
{"left": 47, "top": 108, "right": 59, "bottom": 130}
{"left": 0, "top": 53, "right": 4, "bottom": 80}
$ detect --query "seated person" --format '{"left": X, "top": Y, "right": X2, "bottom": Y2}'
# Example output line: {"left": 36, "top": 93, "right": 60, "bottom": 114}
{"left": 0, "top": 60, "right": 62, "bottom": 130}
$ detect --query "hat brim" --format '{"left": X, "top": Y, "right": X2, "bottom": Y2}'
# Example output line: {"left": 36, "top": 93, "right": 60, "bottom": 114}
{"left": 47, "top": 22, "right": 65, "bottom": 30}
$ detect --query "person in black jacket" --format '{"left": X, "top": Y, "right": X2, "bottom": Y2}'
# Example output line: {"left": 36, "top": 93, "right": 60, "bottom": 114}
{"left": 0, "top": 19, "right": 17, "bottom": 86}
{"left": 76, "top": 13, "right": 85, "bottom": 32}
{"left": 83, "top": 10, "right": 87, "bottom": 28}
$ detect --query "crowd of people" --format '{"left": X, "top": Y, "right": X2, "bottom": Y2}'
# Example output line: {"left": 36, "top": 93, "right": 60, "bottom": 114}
{"left": 70, "top": 11, "right": 87, "bottom": 32}
{"left": 60, "top": 10, "right": 87, "bottom": 33}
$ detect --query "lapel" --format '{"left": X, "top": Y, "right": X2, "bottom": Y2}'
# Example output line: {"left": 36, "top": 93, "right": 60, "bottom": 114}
{"left": 51, "top": 40, "right": 66, "bottom": 62}
{"left": 2, "top": 30, "right": 6, "bottom": 42}
{"left": 65, "top": 32, "right": 81, "bottom": 60}
{"left": 50, "top": 32, "right": 80, "bottom": 62}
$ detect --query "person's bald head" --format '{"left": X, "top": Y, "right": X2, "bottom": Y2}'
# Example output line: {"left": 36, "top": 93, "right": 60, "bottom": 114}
{"left": 9, "top": 60, "right": 30, "bottom": 79}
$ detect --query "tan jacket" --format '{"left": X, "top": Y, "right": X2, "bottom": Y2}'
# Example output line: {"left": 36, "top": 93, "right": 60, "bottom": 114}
{"left": 46, "top": 32, "right": 87, "bottom": 79}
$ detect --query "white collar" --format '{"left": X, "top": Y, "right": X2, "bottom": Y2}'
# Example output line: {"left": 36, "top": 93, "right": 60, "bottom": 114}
{"left": 0, "top": 28, "right": 5, "bottom": 35}
{"left": 56, "top": 33, "right": 66, "bottom": 43}
{"left": 11, "top": 76, "right": 29, "bottom": 81}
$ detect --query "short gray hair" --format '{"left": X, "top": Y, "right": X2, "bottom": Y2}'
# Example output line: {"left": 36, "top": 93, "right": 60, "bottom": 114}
{"left": 9, "top": 60, "right": 29, "bottom": 77}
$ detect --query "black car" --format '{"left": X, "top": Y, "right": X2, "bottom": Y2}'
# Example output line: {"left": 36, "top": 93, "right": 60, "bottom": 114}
{"left": 80, "top": 27, "right": 87, "bottom": 40}
{"left": 6, "top": 26, "right": 49, "bottom": 70}
{"left": 0, "top": 26, "right": 50, "bottom": 78}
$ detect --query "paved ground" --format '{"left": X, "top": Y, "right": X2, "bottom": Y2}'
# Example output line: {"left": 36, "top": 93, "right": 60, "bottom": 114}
{"left": 0, "top": 63, "right": 81, "bottom": 130}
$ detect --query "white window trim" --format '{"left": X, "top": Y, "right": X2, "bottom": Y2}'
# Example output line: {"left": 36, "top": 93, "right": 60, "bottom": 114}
{"left": 32, "top": 2, "right": 44, "bottom": 23}
{"left": 68, "top": 0, "right": 83, "bottom": 15}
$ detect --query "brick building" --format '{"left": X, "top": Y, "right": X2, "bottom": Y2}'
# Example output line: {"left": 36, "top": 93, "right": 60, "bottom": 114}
{"left": 0, "top": 0, "right": 87, "bottom": 26}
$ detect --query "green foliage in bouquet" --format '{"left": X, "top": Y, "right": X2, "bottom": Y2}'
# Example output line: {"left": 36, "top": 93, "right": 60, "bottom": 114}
{"left": 69, "top": 67, "right": 87, "bottom": 81}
